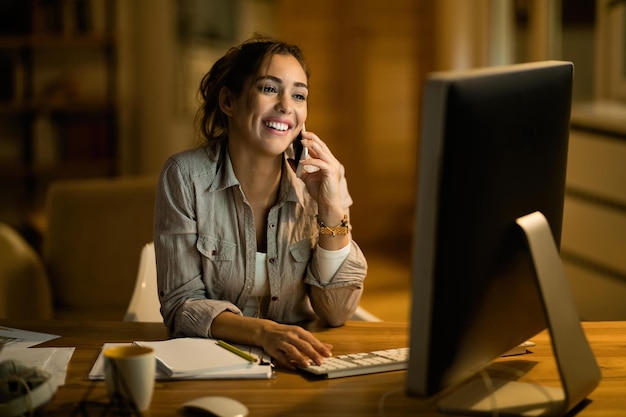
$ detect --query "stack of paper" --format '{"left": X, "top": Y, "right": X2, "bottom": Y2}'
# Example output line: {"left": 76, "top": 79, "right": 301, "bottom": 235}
{"left": 0, "top": 327, "right": 74, "bottom": 387}
{"left": 89, "top": 338, "right": 273, "bottom": 380}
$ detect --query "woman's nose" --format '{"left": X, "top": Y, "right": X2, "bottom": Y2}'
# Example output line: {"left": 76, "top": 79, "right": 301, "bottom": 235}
{"left": 275, "top": 95, "right": 292, "bottom": 114}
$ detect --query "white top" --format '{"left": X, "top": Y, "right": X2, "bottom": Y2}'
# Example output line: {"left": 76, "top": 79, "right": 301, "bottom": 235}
{"left": 243, "top": 244, "right": 351, "bottom": 318}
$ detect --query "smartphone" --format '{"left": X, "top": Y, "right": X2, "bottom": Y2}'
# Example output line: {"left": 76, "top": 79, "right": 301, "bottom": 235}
{"left": 293, "top": 125, "right": 308, "bottom": 177}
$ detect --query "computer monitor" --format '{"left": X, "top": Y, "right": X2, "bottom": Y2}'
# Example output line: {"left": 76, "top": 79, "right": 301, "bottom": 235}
{"left": 406, "top": 61, "right": 601, "bottom": 416}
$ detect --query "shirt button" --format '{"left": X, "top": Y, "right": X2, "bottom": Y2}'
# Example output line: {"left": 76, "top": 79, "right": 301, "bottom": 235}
{"left": 269, "top": 257, "right": 277, "bottom": 264}
{"left": 269, "top": 223, "right": 276, "bottom": 229}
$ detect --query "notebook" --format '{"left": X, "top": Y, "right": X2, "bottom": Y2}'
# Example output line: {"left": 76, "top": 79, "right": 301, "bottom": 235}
{"left": 88, "top": 339, "right": 273, "bottom": 380}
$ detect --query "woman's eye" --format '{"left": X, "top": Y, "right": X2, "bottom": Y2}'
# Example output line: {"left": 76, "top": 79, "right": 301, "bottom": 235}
{"left": 293, "top": 93, "right": 307, "bottom": 101}
{"left": 262, "top": 85, "right": 278, "bottom": 94}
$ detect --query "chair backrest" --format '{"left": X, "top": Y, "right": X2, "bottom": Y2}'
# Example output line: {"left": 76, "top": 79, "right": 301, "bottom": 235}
{"left": 352, "top": 305, "right": 382, "bottom": 322}
{"left": 0, "top": 223, "right": 53, "bottom": 319}
{"left": 44, "top": 176, "right": 157, "bottom": 320}
{"left": 124, "top": 242, "right": 162, "bottom": 322}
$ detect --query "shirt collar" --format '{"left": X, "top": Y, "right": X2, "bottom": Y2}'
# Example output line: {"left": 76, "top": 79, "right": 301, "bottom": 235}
{"left": 208, "top": 142, "right": 307, "bottom": 209}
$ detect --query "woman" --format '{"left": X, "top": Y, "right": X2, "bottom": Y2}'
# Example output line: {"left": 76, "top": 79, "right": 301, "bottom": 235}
{"left": 154, "top": 36, "right": 367, "bottom": 370}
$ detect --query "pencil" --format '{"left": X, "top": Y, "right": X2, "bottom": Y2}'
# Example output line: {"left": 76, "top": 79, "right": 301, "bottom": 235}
{"left": 216, "top": 340, "right": 258, "bottom": 363}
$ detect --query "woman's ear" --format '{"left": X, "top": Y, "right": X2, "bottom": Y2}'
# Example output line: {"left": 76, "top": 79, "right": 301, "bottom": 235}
{"left": 219, "top": 87, "right": 235, "bottom": 117}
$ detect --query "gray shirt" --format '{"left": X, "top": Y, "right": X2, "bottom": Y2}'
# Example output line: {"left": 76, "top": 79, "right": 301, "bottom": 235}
{"left": 154, "top": 144, "right": 368, "bottom": 338}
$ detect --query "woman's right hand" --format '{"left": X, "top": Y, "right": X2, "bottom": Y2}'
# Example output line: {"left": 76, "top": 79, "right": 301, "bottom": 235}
{"left": 211, "top": 312, "right": 332, "bottom": 370}
{"left": 260, "top": 320, "right": 333, "bottom": 370}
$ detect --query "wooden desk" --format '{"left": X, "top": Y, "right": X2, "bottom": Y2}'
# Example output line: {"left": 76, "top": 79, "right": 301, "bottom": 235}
{"left": 2, "top": 319, "right": 625, "bottom": 416}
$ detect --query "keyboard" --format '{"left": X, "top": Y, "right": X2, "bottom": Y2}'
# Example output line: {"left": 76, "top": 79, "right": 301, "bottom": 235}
{"left": 300, "top": 347, "right": 409, "bottom": 378}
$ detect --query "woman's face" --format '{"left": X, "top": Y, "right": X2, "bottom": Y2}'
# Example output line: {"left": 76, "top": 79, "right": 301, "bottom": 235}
{"left": 227, "top": 53, "right": 308, "bottom": 158}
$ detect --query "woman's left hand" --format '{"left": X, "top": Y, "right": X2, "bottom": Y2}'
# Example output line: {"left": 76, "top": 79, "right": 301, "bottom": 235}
{"left": 296, "top": 130, "right": 344, "bottom": 216}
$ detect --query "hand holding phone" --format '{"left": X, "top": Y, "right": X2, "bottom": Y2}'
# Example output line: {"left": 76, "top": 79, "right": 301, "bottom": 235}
{"left": 293, "top": 124, "right": 308, "bottom": 177}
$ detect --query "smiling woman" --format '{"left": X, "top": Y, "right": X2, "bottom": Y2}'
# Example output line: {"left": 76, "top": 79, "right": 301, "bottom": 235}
{"left": 221, "top": 53, "right": 309, "bottom": 161}
{"left": 153, "top": 35, "right": 368, "bottom": 371}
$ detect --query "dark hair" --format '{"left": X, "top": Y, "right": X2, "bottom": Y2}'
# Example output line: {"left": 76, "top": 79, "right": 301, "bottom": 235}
{"left": 196, "top": 35, "right": 310, "bottom": 146}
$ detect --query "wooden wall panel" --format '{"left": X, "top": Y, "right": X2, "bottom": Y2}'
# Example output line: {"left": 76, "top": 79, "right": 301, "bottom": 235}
{"left": 276, "top": 0, "right": 435, "bottom": 255}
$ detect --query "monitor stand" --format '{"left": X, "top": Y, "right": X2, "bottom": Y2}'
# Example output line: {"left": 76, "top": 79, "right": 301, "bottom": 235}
{"left": 438, "top": 211, "right": 601, "bottom": 417}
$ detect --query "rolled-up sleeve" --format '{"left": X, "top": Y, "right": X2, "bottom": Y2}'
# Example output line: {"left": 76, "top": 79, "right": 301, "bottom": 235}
{"left": 305, "top": 239, "right": 368, "bottom": 327}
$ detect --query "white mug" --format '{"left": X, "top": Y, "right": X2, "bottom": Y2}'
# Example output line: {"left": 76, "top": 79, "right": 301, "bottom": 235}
{"left": 103, "top": 345, "right": 155, "bottom": 412}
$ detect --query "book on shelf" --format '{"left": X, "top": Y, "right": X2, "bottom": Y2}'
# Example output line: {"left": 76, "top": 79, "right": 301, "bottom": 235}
{"left": 28, "top": 0, "right": 110, "bottom": 36}
{"left": 89, "top": 338, "right": 273, "bottom": 380}
{"left": 0, "top": 57, "right": 13, "bottom": 101}
{"left": 33, "top": 114, "right": 60, "bottom": 167}
{"left": 60, "top": 116, "right": 110, "bottom": 160}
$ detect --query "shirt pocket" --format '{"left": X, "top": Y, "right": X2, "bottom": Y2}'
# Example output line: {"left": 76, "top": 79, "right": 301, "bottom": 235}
{"left": 197, "top": 235, "right": 237, "bottom": 292}
{"left": 286, "top": 238, "right": 313, "bottom": 280}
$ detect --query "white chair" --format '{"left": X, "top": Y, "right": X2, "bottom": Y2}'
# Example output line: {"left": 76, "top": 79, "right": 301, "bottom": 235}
{"left": 352, "top": 305, "right": 382, "bottom": 322}
{"left": 124, "top": 242, "right": 382, "bottom": 322}
{"left": 124, "top": 243, "right": 162, "bottom": 322}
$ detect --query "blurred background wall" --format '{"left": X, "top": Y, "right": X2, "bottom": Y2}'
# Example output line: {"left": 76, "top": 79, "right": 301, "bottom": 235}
{"left": 0, "top": 0, "right": 616, "bottom": 260}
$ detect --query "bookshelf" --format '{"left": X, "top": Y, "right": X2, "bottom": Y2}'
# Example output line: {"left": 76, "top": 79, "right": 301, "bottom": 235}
{"left": 0, "top": 0, "right": 117, "bottom": 233}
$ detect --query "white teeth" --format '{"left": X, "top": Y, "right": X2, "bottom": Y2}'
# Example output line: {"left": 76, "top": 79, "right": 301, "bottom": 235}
{"left": 265, "top": 121, "right": 288, "bottom": 131}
